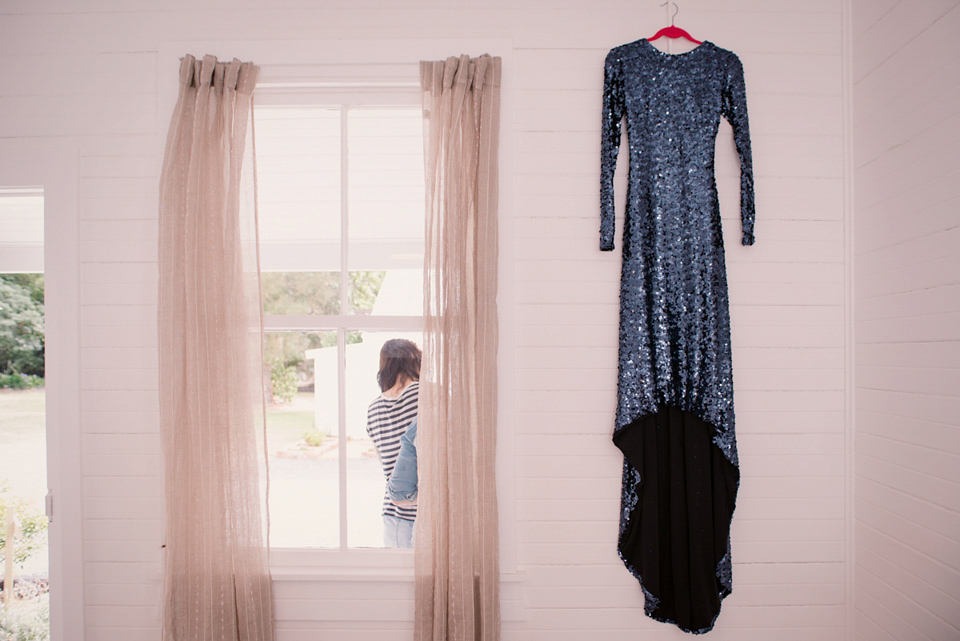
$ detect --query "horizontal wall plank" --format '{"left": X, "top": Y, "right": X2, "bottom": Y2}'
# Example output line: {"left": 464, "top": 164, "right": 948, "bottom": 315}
{"left": 857, "top": 477, "right": 960, "bottom": 552}
{"left": 85, "top": 582, "right": 160, "bottom": 607}
{"left": 856, "top": 452, "right": 960, "bottom": 515}
{"left": 855, "top": 283, "right": 960, "bottom": 322}
{"left": 856, "top": 387, "right": 960, "bottom": 427}
{"left": 84, "top": 519, "right": 161, "bottom": 543}
{"left": 857, "top": 410, "right": 960, "bottom": 454}
{"left": 857, "top": 547, "right": 960, "bottom": 633}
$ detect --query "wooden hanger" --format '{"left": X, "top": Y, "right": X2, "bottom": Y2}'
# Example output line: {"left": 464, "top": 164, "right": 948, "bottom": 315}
{"left": 648, "top": 2, "right": 702, "bottom": 44}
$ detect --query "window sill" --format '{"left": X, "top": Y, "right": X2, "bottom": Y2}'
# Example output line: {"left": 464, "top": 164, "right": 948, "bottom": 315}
{"left": 272, "top": 566, "right": 414, "bottom": 582}
{"left": 270, "top": 547, "right": 413, "bottom": 580}
{"left": 269, "top": 548, "right": 525, "bottom": 586}
{"left": 271, "top": 565, "right": 526, "bottom": 585}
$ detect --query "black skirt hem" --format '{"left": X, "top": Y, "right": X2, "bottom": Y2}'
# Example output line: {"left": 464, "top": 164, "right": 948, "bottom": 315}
{"left": 613, "top": 405, "right": 740, "bottom": 634}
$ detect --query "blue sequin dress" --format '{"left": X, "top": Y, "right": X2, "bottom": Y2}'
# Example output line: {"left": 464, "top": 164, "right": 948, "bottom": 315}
{"left": 600, "top": 39, "right": 754, "bottom": 634}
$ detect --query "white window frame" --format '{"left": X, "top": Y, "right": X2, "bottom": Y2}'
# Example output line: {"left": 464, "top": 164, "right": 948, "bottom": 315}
{"left": 256, "top": 87, "right": 425, "bottom": 555}
{"left": 158, "top": 38, "right": 518, "bottom": 581}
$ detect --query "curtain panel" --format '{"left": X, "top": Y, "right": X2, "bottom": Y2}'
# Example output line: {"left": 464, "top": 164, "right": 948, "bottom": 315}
{"left": 416, "top": 54, "right": 502, "bottom": 641}
{"left": 158, "top": 54, "right": 274, "bottom": 641}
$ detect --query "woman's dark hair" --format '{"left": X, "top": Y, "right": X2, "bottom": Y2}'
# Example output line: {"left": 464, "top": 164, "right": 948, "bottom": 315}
{"left": 377, "top": 339, "right": 422, "bottom": 392}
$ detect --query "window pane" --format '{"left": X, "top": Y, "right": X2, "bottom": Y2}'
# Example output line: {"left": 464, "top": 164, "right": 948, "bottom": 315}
{"left": 348, "top": 108, "right": 424, "bottom": 316}
{"left": 347, "top": 270, "right": 386, "bottom": 315}
{"left": 266, "top": 331, "right": 339, "bottom": 548}
{"left": 346, "top": 331, "right": 422, "bottom": 548}
{"left": 256, "top": 106, "right": 342, "bottom": 313}
{"left": 0, "top": 188, "right": 44, "bottom": 272}
{"left": 261, "top": 271, "right": 341, "bottom": 316}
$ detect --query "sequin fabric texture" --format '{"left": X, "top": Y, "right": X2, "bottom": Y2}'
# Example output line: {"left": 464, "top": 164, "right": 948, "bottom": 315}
{"left": 601, "top": 39, "right": 754, "bottom": 634}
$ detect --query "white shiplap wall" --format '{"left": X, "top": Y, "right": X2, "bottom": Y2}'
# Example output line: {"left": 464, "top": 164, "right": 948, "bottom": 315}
{"left": 0, "top": 1, "right": 850, "bottom": 640}
{"left": 852, "top": 1, "right": 960, "bottom": 640}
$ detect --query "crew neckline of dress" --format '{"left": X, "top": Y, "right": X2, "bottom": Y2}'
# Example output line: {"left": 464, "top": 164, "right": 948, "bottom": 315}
{"left": 641, "top": 38, "right": 712, "bottom": 58}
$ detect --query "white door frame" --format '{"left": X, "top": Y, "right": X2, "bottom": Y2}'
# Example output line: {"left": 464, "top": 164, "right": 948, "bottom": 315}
{"left": 0, "top": 139, "right": 85, "bottom": 640}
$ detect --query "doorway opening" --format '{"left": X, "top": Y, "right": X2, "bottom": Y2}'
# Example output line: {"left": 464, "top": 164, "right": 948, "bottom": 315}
{"left": 0, "top": 186, "right": 49, "bottom": 640}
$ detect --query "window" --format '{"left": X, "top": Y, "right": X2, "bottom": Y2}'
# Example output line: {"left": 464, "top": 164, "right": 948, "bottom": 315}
{"left": 254, "top": 89, "right": 425, "bottom": 549}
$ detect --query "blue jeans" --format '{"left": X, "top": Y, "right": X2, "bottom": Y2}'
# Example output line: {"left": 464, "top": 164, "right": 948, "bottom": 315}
{"left": 384, "top": 514, "right": 415, "bottom": 548}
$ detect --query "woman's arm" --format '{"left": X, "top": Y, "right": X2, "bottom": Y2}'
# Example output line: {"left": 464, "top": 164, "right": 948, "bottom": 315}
{"left": 387, "top": 418, "right": 418, "bottom": 504}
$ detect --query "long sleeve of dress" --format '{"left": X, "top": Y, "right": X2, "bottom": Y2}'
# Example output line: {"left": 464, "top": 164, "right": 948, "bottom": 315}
{"left": 600, "top": 50, "right": 625, "bottom": 251}
{"left": 721, "top": 55, "right": 755, "bottom": 246}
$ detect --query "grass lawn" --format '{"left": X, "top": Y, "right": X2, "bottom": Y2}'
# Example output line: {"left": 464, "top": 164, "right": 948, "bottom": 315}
{"left": 265, "top": 391, "right": 316, "bottom": 450}
{"left": 0, "top": 387, "right": 316, "bottom": 452}
{"left": 0, "top": 389, "right": 45, "bottom": 443}
{"left": 0, "top": 388, "right": 49, "bottom": 580}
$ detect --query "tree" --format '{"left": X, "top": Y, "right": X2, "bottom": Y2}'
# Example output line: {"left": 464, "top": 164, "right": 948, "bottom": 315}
{"left": 260, "top": 271, "right": 385, "bottom": 402}
{"left": 260, "top": 270, "right": 384, "bottom": 317}
{"left": 0, "top": 276, "right": 45, "bottom": 377}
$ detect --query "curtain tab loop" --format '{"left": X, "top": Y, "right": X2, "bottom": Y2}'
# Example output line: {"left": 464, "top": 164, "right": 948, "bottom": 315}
{"left": 213, "top": 61, "right": 226, "bottom": 91}
{"left": 199, "top": 54, "right": 218, "bottom": 88}
{"left": 179, "top": 54, "right": 196, "bottom": 87}
{"left": 473, "top": 55, "right": 490, "bottom": 93}
{"left": 442, "top": 56, "right": 460, "bottom": 89}
{"left": 222, "top": 59, "right": 241, "bottom": 92}
{"left": 236, "top": 62, "right": 260, "bottom": 96}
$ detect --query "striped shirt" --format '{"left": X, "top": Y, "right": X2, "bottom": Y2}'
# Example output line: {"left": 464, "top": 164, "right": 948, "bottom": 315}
{"left": 366, "top": 381, "right": 418, "bottom": 521}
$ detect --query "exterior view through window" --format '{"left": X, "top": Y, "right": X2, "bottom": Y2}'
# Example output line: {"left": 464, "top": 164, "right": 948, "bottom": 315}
{"left": 255, "top": 99, "right": 424, "bottom": 548}
{"left": 0, "top": 187, "right": 48, "bottom": 637}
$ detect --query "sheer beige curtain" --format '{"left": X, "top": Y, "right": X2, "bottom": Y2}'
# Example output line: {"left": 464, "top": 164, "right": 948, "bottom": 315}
{"left": 158, "top": 54, "right": 274, "bottom": 641}
{"left": 416, "top": 54, "right": 502, "bottom": 641}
